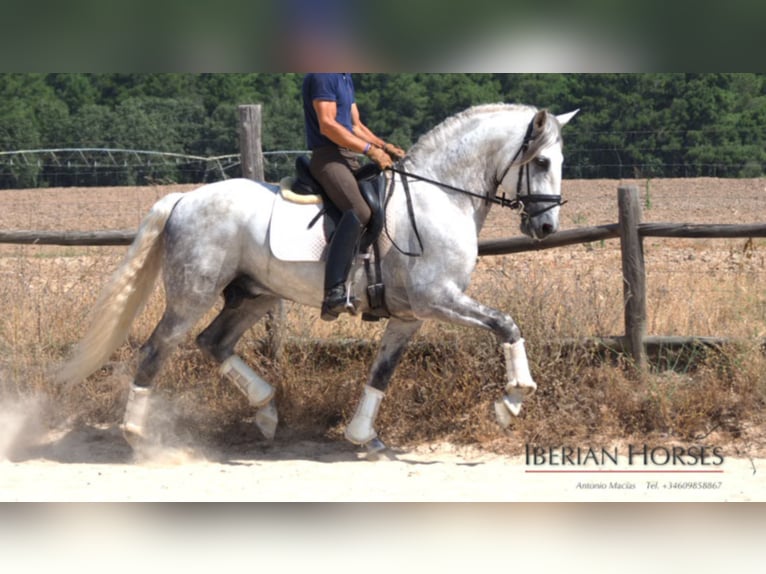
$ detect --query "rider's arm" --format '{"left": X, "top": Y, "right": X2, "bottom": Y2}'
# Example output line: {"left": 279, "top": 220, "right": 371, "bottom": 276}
{"left": 313, "top": 100, "right": 371, "bottom": 154}
{"left": 350, "top": 103, "right": 386, "bottom": 149}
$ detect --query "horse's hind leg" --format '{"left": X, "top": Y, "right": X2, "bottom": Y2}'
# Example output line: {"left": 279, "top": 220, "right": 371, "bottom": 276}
{"left": 122, "top": 296, "right": 217, "bottom": 446}
{"left": 345, "top": 318, "right": 422, "bottom": 457}
{"left": 196, "top": 293, "right": 282, "bottom": 439}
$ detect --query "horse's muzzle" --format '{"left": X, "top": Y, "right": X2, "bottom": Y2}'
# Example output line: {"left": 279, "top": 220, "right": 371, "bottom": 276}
{"left": 522, "top": 216, "right": 559, "bottom": 240}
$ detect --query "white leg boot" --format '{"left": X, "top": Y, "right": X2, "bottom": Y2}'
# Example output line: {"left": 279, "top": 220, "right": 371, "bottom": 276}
{"left": 220, "top": 355, "right": 275, "bottom": 407}
{"left": 345, "top": 385, "right": 384, "bottom": 445}
{"left": 121, "top": 384, "right": 151, "bottom": 442}
{"left": 496, "top": 339, "right": 537, "bottom": 422}
{"left": 503, "top": 338, "right": 537, "bottom": 392}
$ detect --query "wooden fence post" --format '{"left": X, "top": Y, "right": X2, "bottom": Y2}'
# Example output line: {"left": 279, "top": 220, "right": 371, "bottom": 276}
{"left": 618, "top": 185, "right": 648, "bottom": 373}
{"left": 262, "top": 302, "right": 286, "bottom": 363}
{"left": 238, "top": 103, "right": 283, "bottom": 361}
{"left": 238, "top": 104, "right": 264, "bottom": 182}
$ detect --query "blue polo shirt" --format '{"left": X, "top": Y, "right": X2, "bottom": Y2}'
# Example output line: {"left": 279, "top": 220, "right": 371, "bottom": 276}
{"left": 302, "top": 73, "right": 356, "bottom": 150}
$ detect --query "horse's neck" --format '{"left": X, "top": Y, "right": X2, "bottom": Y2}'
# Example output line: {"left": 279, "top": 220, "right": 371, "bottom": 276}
{"left": 412, "top": 135, "right": 497, "bottom": 191}
{"left": 406, "top": 119, "right": 510, "bottom": 231}
{"left": 402, "top": 154, "right": 495, "bottom": 237}
{"left": 409, "top": 111, "right": 522, "bottom": 198}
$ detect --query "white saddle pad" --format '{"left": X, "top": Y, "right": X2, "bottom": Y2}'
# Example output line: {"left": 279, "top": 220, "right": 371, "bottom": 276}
{"left": 268, "top": 191, "right": 328, "bottom": 262}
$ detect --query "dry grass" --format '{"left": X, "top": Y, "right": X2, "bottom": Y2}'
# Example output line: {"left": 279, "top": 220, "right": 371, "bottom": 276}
{"left": 1, "top": 178, "right": 765, "bottom": 456}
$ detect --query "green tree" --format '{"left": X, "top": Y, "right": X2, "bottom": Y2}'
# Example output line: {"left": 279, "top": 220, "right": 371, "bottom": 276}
{"left": 0, "top": 74, "right": 57, "bottom": 186}
{"left": 355, "top": 74, "right": 428, "bottom": 149}
{"left": 45, "top": 74, "right": 98, "bottom": 115}
{"left": 3, "top": 73, "right": 766, "bottom": 187}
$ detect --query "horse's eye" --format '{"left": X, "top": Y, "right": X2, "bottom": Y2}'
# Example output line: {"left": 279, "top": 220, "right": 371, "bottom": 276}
{"left": 534, "top": 156, "right": 550, "bottom": 170}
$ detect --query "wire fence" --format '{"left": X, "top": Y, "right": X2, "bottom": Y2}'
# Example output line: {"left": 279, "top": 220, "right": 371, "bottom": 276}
{"left": 1, "top": 148, "right": 765, "bottom": 188}
{"left": 0, "top": 148, "right": 311, "bottom": 188}
{"left": 562, "top": 162, "right": 763, "bottom": 179}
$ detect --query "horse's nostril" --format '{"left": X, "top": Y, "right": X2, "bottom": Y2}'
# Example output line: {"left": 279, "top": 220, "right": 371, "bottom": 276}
{"left": 541, "top": 223, "right": 554, "bottom": 236}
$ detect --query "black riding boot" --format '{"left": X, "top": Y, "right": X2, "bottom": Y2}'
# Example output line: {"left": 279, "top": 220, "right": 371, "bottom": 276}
{"left": 321, "top": 211, "right": 364, "bottom": 321}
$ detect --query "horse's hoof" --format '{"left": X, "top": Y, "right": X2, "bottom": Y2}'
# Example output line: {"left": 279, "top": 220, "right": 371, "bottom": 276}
{"left": 364, "top": 437, "right": 397, "bottom": 461}
{"left": 254, "top": 401, "right": 278, "bottom": 441}
{"left": 503, "top": 389, "right": 524, "bottom": 416}
{"left": 494, "top": 388, "right": 528, "bottom": 427}
{"left": 121, "top": 425, "right": 146, "bottom": 451}
{"left": 494, "top": 399, "right": 513, "bottom": 428}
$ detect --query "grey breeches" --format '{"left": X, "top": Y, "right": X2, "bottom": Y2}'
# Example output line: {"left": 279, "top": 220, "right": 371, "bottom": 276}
{"left": 309, "top": 145, "right": 371, "bottom": 226}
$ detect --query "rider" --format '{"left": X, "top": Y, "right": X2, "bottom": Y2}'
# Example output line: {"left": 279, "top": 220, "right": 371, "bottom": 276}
{"left": 302, "top": 73, "right": 405, "bottom": 321}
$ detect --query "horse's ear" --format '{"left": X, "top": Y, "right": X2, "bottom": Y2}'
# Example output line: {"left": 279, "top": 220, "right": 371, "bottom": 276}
{"left": 533, "top": 109, "right": 547, "bottom": 132}
{"left": 555, "top": 109, "right": 579, "bottom": 127}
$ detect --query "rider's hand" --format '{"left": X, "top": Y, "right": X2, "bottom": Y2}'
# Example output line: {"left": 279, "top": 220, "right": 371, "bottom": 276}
{"left": 383, "top": 142, "right": 406, "bottom": 160}
{"left": 366, "top": 145, "right": 393, "bottom": 169}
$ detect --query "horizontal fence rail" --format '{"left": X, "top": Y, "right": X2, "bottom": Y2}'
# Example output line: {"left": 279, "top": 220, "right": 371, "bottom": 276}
{"left": 478, "top": 224, "right": 619, "bottom": 255}
{"left": 5, "top": 220, "right": 763, "bottom": 250}
{"left": 0, "top": 229, "right": 136, "bottom": 246}
{"left": 0, "top": 224, "right": 612, "bottom": 249}
{"left": 477, "top": 223, "right": 766, "bottom": 256}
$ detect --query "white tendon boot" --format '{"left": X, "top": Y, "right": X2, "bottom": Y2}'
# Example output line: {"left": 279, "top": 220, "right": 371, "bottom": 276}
{"left": 121, "top": 384, "right": 151, "bottom": 443}
{"left": 344, "top": 385, "right": 385, "bottom": 445}
{"left": 495, "top": 339, "right": 538, "bottom": 425}
{"left": 220, "top": 355, "right": 275, "bottom": 407}
{"left": 504, "top": 338, "right": 537, "bottom": 391}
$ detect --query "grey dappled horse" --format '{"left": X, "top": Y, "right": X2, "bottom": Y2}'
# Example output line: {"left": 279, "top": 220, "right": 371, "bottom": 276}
{"left": 57, "top": 103, "right": 577, "bottom": 456}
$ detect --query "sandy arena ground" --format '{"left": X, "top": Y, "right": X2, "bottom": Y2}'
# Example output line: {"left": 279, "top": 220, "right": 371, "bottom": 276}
{"left": 1, "top": 416, "right": 764, "bottom": 501}
{"left": 2, "top": 445, "right": 763, "bottom": 502}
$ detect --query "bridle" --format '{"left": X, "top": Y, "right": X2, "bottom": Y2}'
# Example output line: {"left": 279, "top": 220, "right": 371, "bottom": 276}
{"left": 495, "top": 115, "right": 567, "bottom": 221}
{"left": 389, "top": 114, "right": 566, "bottom": 223}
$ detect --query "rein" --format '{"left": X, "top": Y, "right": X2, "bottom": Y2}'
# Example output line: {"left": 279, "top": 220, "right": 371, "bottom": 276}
{"left": 389, "top": 166, "right": 521, "bottom": 210}
{"left": 384, "top": 166, "right": 425, "bottom": 257}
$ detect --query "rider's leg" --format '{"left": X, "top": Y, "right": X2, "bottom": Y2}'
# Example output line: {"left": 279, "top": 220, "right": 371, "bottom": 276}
{"left": 320, "top": 210, "right": 364, "bottom": 320}
{"left": 310, "top": 146, "right": 371, "bottom": 321}
{"left": 309, "top": 145, "right": 371, "bottom": 223}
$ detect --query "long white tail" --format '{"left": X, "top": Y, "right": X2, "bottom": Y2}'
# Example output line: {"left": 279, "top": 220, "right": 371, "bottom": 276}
{"left": 56, "top": 192, "right": 185, "bottom": 385}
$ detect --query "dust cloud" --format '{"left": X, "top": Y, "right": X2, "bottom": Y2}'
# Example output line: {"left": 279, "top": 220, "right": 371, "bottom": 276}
{"left": 0, "top": 396, "right": 47, "bottom": 462}
{"left": 0, "top": 382, "right": 210, "bottom": 467}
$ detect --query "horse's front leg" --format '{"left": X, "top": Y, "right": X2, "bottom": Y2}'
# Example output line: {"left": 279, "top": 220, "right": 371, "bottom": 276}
{"left": 496, "top": 337, "right": 536, "bottom": 423}
{"left": 416, "top": 286, "right": 536, "bottom": 425}
{"left": 345, "top": 318, "right": 423, "bottom": 458}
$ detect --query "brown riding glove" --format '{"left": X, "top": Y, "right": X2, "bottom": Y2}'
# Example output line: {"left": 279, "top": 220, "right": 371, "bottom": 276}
{"left": 383, "top": 142, "right": 406, "bottom": 160}
{"left": 366, "top": 145, "right": 393, "bottom": 169}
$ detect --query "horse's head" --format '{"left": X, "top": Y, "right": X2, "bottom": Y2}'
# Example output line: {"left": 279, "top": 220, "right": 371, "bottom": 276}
{"left": 510, "top": 108, "right": 578, "bottom": 240}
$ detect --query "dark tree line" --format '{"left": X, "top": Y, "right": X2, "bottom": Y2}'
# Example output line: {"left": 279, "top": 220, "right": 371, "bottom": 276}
{"left": 1, "top": 73, "right": 766, "bottom": 187}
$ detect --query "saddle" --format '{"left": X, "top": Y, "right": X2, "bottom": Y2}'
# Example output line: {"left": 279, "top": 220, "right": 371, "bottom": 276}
{"left": 273, "top": 156, "right": 389, "bottom": 321}
{"left": 289, "top": 155, "right": 387, "bottom": 254}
